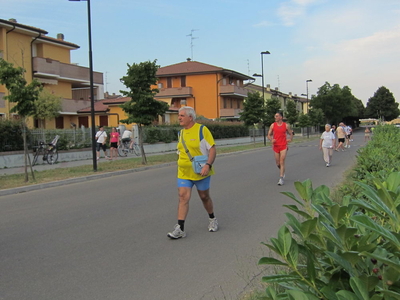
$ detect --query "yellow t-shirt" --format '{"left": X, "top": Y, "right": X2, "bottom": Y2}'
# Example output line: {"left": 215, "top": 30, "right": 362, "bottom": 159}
{"left": 177, "top": 123, "right": 215, "bottom": 180}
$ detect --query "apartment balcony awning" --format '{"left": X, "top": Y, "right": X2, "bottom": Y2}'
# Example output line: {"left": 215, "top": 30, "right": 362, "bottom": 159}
{"left": 219, "top": 85, "right": 248, "bottom": 98}
{"left": 156, "top": 86, "right": 192, "bottom": 98}
{"left": 36, "top": 78, "right": 58, "bottom": 85}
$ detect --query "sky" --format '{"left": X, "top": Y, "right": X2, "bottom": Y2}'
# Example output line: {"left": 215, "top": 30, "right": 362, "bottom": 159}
{"left": 2, "top": 0, "right": 400, "bottom": 105}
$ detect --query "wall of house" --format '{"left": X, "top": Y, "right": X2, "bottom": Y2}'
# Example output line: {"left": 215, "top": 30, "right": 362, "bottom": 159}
{"left": 187, "top": 73, "right": 218, "bottom": 119}
{"left": 39, "top": 43, "right": 71, "bottom": 63}
{"left": 44, "top": 81, "right": 72, "bottom": 99}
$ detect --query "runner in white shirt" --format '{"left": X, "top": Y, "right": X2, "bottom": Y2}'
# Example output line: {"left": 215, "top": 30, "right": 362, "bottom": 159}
{"left": 319, "top": 124, "right": 336, "bottom": 167}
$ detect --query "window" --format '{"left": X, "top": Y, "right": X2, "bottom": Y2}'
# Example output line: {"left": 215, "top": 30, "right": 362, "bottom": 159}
{"left": 78, "top": 116, "right": 89, "bottom": 128}
{"left": 223, "top": 98, "right": 227, "bottom": 109}
{"left": 181, "top": 76, "right": 186, "bottom": 87}
{"left": 167, "top": 77, "right": 172, "bottom": 88}
{"left": 99, "top": 115, "right": 108, "bottom": 127}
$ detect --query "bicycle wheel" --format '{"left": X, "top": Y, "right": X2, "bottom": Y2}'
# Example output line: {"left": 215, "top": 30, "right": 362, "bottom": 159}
{"left": 118, "top": 143, "right": 128, "bottom": 157}
{"left": 47, "top": 149, "right": 58, "bottom": 165}
{"left": 133, "top": 144, "right": 141, "bottom": 156}
{"left": 32, "top": 149, "right": 40, "bottom": 166}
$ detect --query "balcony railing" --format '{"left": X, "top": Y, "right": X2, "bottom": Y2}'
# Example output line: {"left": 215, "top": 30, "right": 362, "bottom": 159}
{"left": 219, "top": 85, "right": 248, "bottom": 97}
{"left": 156, "top": 87, "right": 193, "bottom": 98}
{"left": 220, "top": 108, "right": 243, "bottom": 118}
{"left": 32, "top": 57, "right": 103, "bottom": 85}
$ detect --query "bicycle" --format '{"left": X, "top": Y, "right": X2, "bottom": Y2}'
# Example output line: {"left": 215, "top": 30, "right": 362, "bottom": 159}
{"left": 118, "top": 138, "right": 140, "bottom": 157}
{"left": 32, "top": 135, "right": 60, "bottom": 166}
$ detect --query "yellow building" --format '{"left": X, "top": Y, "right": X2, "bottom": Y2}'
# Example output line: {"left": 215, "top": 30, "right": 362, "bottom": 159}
{"left": 155, "top": 59, "right": 254, "bottom": 121}
{"left": 0, "top": 18, "right": 104, "bottom": 128}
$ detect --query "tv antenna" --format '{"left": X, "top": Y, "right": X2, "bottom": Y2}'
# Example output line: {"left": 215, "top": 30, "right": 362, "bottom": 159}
{"left": 186, "top": 29, "right": 199, "bottom": 60}
{"left": 105, "top": 71, "right": 110, "bottom": 93}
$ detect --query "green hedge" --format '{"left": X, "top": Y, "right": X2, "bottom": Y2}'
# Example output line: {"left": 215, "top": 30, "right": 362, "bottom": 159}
{"left": 142, "top": 122, "right": 249, "bottom": 144}
{"left": 0, "top": 119, "right": 27, "bottom": 152}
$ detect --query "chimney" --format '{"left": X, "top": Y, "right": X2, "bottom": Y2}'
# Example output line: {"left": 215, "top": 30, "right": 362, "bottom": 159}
{"left": 275, "top": 87, "right": 279, "bottom": 91}
{"left": 266, "top": 84, "right": 270, "bottom": 89}
{"left": 289, "top": 92, "right": 292, "bottom": 96}
{"left": 186, "top": 58, "right": 191, "bottom": 62}
{"left": 57, "top": 33, "right": 64, "bottom": 41}
{"left": 9, "top": 18, "right": 17, "bottom": 23}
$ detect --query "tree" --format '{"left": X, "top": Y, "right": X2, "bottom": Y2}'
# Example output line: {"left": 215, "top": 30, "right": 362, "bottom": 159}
{"left": 308, "top": 108, "right": 325, "bottom": 127}
{"left": 285, "top": 99, "right": 299, "bottom": 126}
{"left": 297, "top": 113, "right": 310, "bottom": 128}
{"left": 310, "top": 82, "right": 360, "bottom": 125}
{"left": 239, "top": 91, "right": 265, "bottom": 126}
{"left": 365, "top": 86, "right": 399, "bottom": 121}
{"left": 0, "top": 58, "right": 42, "bottom": 182}
{"left": 34, "top": 89, "right": 62, "bottom": 128}
{"left": 264, "top": 97, "right": 282, "bottom": 126}
{"left": 120, "top": 60, "right": 169, "bottom": 164}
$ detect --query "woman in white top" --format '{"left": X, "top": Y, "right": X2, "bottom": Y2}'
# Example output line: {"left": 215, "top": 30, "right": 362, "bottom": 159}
{"left": 319, "top": 124, "right": 336, "bottom": 167}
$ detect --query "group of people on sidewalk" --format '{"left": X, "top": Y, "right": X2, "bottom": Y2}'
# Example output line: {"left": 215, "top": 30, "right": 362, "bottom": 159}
{"left": 94, "top": 126, "right": 134, "bottom": 161}
{"left": 168, "top": 108, "right": 369, "bottom": 240}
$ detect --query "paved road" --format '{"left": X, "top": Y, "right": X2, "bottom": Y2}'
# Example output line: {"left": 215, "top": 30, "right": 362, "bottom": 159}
{"left": 0, "top": 131, "right": 364, "bottom": 300}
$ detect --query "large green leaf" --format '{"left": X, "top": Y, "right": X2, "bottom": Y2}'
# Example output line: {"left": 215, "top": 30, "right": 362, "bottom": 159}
{"left": 350, "top": 275, "right": 373, "bottom": 300}
{"left": 336, "top": 290, "right": 360, "bottom": 300}
{"left": 300, "top": 218, "right": 318, "bottom": 239}
{"left": 261, "top": 274, "right": 301, "bottom": 283}
{"left": 306, "top": 249, "right": 316, "bottom": 283}
{"left": 313, "top": 204, "right": 335, "bottom": 226}
{"left": 281, "top": 191, "right": 304, "bottom": 206}
{"left": 294, "top": 180, "right": 313, "bottom": 201}
{"left": 287, "top": 239, "right": 299, "bottom": 267}
{"left": 258, "top": 257, "right": 288, "bottom": 266}
{"left": 321, "top": 286, "right": 339, "bottom": 300}
{"left": 384, "top": 172, "right": 400, "bottom": 192}
{"left": 287, "top": 290, "right": 320, "bottom": 300}
{"left": 321, "top": 222, "right": 344, "bottom": 250}
{"left": 329, "top": 204, "right": 348, "bottom": 226}
{"left": 283, "top": 205, "right": 312, "bottom": 220}
{"left": 285, "top": 213, "right": 303, "bottom": 238}
{"left": 375, "top": 288, "right": 400, "bottom": 300}
{"left": 354, "top": 181, "right": 397, "bottom": 220}
{"left": 325, "top": 251, "right": 357, "bottom": 277}
{"left": 278, "top": 226, "right": 292, "bottom": 257}
{"left": 351, "top": 215, "right": 400, "bottom": 248}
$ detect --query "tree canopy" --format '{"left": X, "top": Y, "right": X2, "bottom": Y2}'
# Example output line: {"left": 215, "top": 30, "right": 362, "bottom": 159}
{"left": 265, "top": 97, "right": 282, "bottom": 126}
{"left": 120, "top": 60, "right": 169, "bottom": 164}
{"left": 365, "top": 86, "right": 399, "bottom": 121}
{"left": 239, "top": 91, "right": 265, "bottom": 127}
{"left": 285, "top": 99, "right": 299, "bottom": 126}
{"left": 34, "top": 89, "right": 62, "bottom": 127}
{"left": 309, "top": 82, "right": 363, "bottom": 125}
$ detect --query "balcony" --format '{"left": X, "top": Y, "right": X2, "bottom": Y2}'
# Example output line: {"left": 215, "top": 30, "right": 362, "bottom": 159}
{"left": 32, "top": 57, "right": 103, "bottom": 87}
{"left": 219, "top": 85, "right": 248, "bottom": 97}
{"left": 220, "top": 108, "right": 243, "bottom": 118}
{"left": 156, "top": 87, "right": 193, "bottom": 98}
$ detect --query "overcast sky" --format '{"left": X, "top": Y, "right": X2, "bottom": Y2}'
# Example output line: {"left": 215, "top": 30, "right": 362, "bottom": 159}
{"left": 2, "top": 0, "right": 400, "bottom": 105}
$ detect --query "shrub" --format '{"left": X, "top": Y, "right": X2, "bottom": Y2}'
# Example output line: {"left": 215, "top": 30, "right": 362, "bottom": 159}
{"left": 0, "top": 119, "right": 27, "bottom": 151}
{"left": 258, "top": 174, "right": 400, "bottom": 299}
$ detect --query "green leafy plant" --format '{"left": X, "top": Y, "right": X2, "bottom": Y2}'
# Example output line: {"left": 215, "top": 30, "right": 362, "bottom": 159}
{"left": 258, "top": 172, "right": 400, "bottom": 299}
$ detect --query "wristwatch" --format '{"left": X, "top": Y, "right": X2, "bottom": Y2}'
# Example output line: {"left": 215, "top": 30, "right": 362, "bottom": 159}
{"left": 205, "top": 163, "right": 212, "bottom": 169}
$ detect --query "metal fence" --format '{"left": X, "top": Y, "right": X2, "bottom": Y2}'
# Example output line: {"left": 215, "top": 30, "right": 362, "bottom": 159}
{"left": 29, "top": 128, "right": 92, "bottom": 149}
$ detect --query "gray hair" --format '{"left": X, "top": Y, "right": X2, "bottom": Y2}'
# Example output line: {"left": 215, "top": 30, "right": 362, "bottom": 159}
{"left": 325, "top": 124, "right": 331, "bottom": 128}
{"left": 179, "top": 106, "right": 196, "bottom": 121}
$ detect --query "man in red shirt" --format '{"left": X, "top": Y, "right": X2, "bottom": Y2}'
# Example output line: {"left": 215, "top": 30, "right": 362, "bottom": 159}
{"left": 267, "top": 112, "right": 293, "bottom": 185}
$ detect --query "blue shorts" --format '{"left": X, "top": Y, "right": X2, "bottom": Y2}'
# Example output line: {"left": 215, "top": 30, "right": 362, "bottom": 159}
{"left": 177, "top": 176, "right": 211, "bottom": 191}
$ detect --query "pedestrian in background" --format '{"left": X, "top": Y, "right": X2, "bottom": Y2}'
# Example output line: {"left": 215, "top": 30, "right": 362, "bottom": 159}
{"left": 319, "top": 124, "right": 336, "bottom": 167}
{"left": 95, "top": 126, "right": 109, "bottom": 160}
{"left": 109, "top": 127, "right": 120, "bottom": 160}
{"left": 364, "top": 127, "right": 371, "bottom": 142}
{"left": 167, "top": 106, "right": 218, "bottom": 239}
{"left": 335, "top": 122, "right": 346, "bottom": 152}
{"left": 267, "top": 112, "right": 293, "bottom": 186}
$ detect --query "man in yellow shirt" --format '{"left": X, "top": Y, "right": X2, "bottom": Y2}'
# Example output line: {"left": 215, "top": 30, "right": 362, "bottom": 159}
{"left": 167, "top": 106, "right": 218, "bottom": 239}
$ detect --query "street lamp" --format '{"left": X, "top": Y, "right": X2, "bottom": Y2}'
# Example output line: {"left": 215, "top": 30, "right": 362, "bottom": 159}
{"left": 303, "top": 79, "right": 312, "bottom": 138}
{"left": 254, "top": 51, "right": 271, "bottom": 146}
{"left": 69, "top": 0, "right": 97, "bottom": 171}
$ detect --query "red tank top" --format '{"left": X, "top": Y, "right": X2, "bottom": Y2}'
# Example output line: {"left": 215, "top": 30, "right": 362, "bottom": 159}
{"left": 273, "top": 122, "right": 287, "bottom": 145}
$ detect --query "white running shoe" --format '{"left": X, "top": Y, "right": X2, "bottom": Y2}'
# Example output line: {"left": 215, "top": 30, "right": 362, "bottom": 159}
{"left": 167, "top": 224, "right": 186, "bottom": 239}
{"left": 278, "top": 178, "right": 284, "bottom": 186}
{"left": 326, "top": 163, "right": 330, "bottom": 167}
{"left": 208, "top": 218, "right": 218, "bottom": 232}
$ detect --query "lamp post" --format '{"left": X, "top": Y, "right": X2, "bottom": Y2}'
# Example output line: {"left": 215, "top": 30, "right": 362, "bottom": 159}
{"left": 253, "top": 51, "right": 270, "bottom": 146}
{"left": 301, "top": 79, "right": 312, "bottom": 138}
{"left": 69, "top": 0, "right": 97, "bottom": 171}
